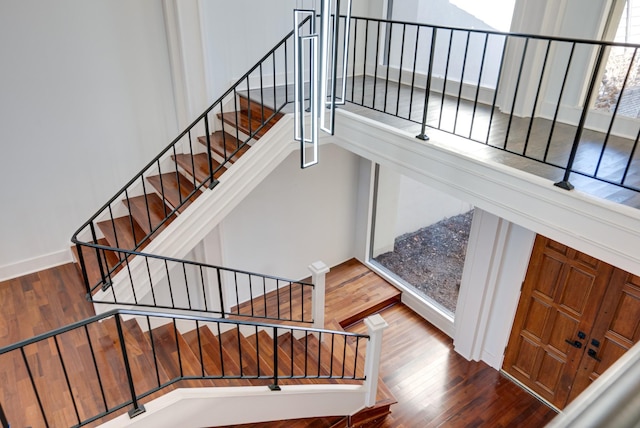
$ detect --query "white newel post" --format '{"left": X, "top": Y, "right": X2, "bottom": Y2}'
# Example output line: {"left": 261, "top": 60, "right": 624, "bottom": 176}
{"left": 309, "top": 261, "right": 329, "bottom": 330}
{"left": 364, "top": 314, "right": 389, "bottom": 407}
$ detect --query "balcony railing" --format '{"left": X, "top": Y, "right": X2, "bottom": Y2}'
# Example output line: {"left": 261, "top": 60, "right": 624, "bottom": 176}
{"left": 342, "top": 16, "right": 640, "bottom": 195}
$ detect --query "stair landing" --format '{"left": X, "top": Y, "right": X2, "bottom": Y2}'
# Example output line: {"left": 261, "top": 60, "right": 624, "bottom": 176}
{"left": 230, "top": 259, "right": 402, "bottom": 329}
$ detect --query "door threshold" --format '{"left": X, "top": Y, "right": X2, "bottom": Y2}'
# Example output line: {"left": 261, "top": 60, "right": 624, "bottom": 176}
{"left": 500, "top": 369, "right": 561, "bottom": 414}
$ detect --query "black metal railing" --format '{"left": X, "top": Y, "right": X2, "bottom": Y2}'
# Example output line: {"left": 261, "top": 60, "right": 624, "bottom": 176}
{"left": 343, "top": 16, "right": 640, "bottom": 194}
{"left": 0, "top": 309, "right": 368, "bottom": 428}
{"left": 87, "top": 246, "right": 315, "bottom": 324}
{"left": 71, "top": 21, "right": 302, "bottom": 297}
{"left": 0, "top": 403, "right": 8, "bottom": 428}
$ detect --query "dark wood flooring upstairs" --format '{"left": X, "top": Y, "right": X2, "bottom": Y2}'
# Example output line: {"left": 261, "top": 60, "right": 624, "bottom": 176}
{"left": 0, "top": 261, "right": 556, "bottom": 427}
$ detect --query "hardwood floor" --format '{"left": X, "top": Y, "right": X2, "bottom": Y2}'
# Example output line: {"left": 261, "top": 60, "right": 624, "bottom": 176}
{"left": 0, "top": 261, "right": 556, "bottom": 427}
{"left": 347, "top": 304, "right": 557, "bottom": 428}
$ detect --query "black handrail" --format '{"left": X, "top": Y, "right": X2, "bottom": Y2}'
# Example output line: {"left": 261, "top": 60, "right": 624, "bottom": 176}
{"left": 85, "top": 244, "right": 315, "bottom": 323}
{"left": 0, "top": 308, "right": 368, "bottom": 427}
{"left": 344, "top": 15, "right": 640, "bottom": 195}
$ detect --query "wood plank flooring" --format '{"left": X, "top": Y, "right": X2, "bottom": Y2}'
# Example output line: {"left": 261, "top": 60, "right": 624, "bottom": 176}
{"left": 0, "top": 261, "right": 556, "bottom": 427}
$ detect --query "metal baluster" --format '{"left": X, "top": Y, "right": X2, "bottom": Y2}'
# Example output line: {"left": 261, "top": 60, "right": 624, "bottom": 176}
{"left": 0, "top": 402, "right": 9, "bottom": 428}
{"left": 453, "top": 30, "right": 471, "bottom": 135}
{"left": 555, "top": 44, "right": 605, "bottom": 190}
{"left": 361, "top": 19, "right": 369, "bottom": 105}
{"left": 146, "top": 316, "right": 162, "bottom": 388}
{"left": 408, "top": 25, "right": 420, "bottom": 120}
{"left": 416, "top": 27, "right": 437, "bottom": 141}
{"left": 145, "top": 256, "right": 157, "bottom": 306}
{"left": 469, "top": 33, "right": 490, "bottom": 140}
{"left": 350, "top": 18, "right": 358, "bottom": 102}
{"left": 485, "top": 34, "right": 509, "bottom": 145}
{"left": 383, "top": 21, "right": 394, "bottom": 112}
{"left": 183, "top": 263, "right": 192, "bottom": 310}
{"left": 544, "top": 42, "right": 576, "bottom": 163}
{"left": 196, "top": 320, "right": 204, "bottom": 377}
{"left": 249, "top": 275, "right": 255, "bottom": 317}
{"left": 438, "top": 29, "right": 454, "bottom": 129}
{"left": 217, "top": 322, "right": 225, "bottom": 376}
{"left": 236, "top": 325, "right": 243, "bottom": 377}
{"left": 165, "top": 260, "right": 175, "bottom": 308}
{"left": 53, "top": 335, "right": 81, "bottom": 425}
{"left": 173, "top": 319, "right": 183, "bottom": 378}
{"left": 114, "top": 316, "right": 146, "bottom": 418}
{"left": 199, "top": 265, "right": 208, "bottom": 312}
{"left": 395, "top": 23, "right": 407, "bottom": 117}
{"left": 21, "top": 347, "right": 49, "bottom": 427}
{"left": 84, "top": 324, "right": 108, "bottom": 413}
{"left": 503, "top": 37, "right": 530, "bottom": 150}
{"left": 269, "top": 327, "right": 281, "bottom": 390}
{"left": 217, "top": 268, "right": 225, "bottom": 317}
{"left": 523, "top": 40, "right": 551, "bottom": 154}
{"left": 372, "top": 21, "right": 381, "bottom": 109}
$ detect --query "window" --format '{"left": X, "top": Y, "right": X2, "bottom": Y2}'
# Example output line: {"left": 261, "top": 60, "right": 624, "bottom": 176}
{"left": 595, "top": 0, "right": 640, "bottom": 117}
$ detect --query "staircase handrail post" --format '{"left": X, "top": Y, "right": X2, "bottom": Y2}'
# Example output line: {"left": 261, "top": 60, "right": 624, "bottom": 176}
{"left": 363, "top": 314, "right": 388, "bottom": 407}
{"left": 309, "top": 261, "right": 330, "bottom": 329}
{"left": 114, "top": 315, "right": 146, "bottom": 418}
{"left": 269, "top": 326, "right": 281, "bottom": 391}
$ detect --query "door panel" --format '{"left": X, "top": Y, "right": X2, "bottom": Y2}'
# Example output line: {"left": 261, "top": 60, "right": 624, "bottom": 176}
{"left": 503, "top": 235, "right": 614, "bottom": 408}
{"left": 568, "top": 271, "right": 640, "bottom": 402}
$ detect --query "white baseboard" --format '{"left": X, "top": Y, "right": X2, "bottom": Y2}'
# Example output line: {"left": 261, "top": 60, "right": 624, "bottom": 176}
{"left": 0, "top": 248, "right": 73, "bottom": 282}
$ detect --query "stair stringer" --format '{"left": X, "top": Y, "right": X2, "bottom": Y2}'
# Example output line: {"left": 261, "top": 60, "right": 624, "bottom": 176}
{"left": 99, "top": 385, "right": 369, "bottom": 428}
{"left": 92, "top": 115, "right": 298, "bottom": 315}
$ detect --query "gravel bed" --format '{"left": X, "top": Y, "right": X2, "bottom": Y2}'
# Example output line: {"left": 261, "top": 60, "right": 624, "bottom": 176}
{"left": 374, "top": 210, "right": 474, "bottom": 313}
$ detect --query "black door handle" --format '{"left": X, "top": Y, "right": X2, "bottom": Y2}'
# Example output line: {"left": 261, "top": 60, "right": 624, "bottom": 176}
{"left": 565, "top": 339, "right": 582, "bottom": 349}
{"left": 588, "top": 348, "right": 601, "bottom": 362}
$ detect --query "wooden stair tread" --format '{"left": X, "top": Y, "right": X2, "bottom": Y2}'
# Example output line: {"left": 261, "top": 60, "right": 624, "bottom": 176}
{"left": 96, "top": 215, "right": 148, "bottom": 253}
{"left": 182, "top": 326, "right": 252, "bottom": 387}
{"left": 124, "top": 193, "right": 175, "bottom": 237}
{"left": 147, "top": 323, "right": 210, "bottom": 384}
{"left": 197, "top": 131, "right": 249, "bottom": 163}
{"left": 217, "top": 109, "right": 283, "bottom": 140}
{"left": 71, "top": 238, "right": 121, "bottom": 291}
{"left": 323, "top": 259, "right": 401, "bottom": 328}
{"left": 237, "top": 93, "right": 280, "bottom": 120}
{"left": 146, "top": 172, "right": 201, "bottom": 213}
{"left": 172, "top": 153, "right": 226, "bottom": 184}
{"left": 218, "top": 328, "right": 270, "bottom": 382}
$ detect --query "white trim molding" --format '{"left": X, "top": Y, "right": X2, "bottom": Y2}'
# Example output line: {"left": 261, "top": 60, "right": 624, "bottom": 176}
{"left": 0, "top": 248, "right": 73, "bottom": 282}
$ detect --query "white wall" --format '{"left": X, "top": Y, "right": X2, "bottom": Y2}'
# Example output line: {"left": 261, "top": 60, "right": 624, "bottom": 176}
{"left": 216, "top": 144, "right": 360, "bottom": 284}
{"left": 0, "top": 0, "right": 178, "bottom": 279}
{"left": 200, "top": 0, "right": 383, "bottom": 101}
{"left": 200, "top": 1, "right": 295, "bottom": 100}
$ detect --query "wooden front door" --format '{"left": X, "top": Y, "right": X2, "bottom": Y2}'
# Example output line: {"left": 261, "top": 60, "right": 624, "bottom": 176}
{"left": 502, "top": 236, "right": 613, "bottom": 408}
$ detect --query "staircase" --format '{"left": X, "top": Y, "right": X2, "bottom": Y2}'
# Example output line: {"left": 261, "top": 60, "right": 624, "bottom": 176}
{"left": 0, "top": 258, "right": 399, "bottom": 428}
{"left": 36, "top": 23, "right": 401, "bottom": 427}
{"left": 72, "top": 94, "right": 282, "bottom": 293}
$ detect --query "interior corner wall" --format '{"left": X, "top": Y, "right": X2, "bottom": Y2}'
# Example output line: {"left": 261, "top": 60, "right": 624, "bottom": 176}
{"left": 217, "top": 144, "right": 360, "bottom": 282}
{"left": 0, "top": 0, "right": 178, "bottom": 279}
{"left": 199, "top": 1, "right": 294, "bottom": 101}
